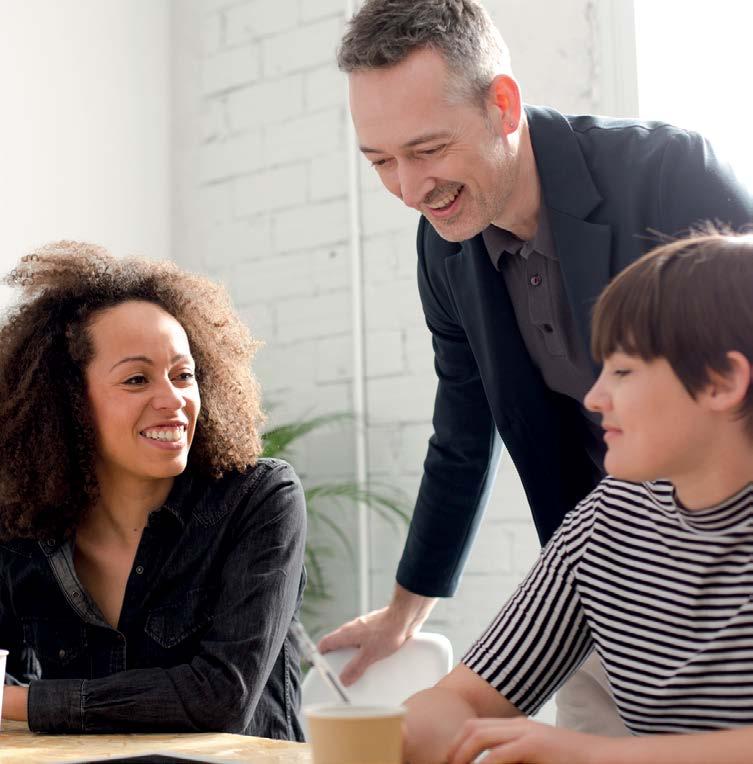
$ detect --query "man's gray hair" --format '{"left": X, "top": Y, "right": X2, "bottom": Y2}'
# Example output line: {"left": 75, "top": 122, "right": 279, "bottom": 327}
{"left": 337, "top": 0, "right": 511, "bottom": 105}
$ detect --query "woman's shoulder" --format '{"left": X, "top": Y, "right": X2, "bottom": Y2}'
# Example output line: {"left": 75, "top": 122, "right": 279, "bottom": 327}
{"left": 187, "top": 459, "right": 305, "bottom": 529}
{"left": 227, "top": 457, "right": 302, "bottom": 495}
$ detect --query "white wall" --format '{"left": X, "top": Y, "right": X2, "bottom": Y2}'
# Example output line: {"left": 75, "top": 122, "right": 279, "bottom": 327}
{"left": 0, "top": 0, "right": 171, "bottom": 309}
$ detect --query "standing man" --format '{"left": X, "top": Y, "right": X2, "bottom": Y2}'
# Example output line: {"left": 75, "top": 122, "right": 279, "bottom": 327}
{"left": 319, "top": 0, "right": 753, "bottom": 731}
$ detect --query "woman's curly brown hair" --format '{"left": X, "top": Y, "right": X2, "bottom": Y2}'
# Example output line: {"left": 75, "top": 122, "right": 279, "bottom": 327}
{"left": 0, "top": 241, "right": 265, "bottom": 542}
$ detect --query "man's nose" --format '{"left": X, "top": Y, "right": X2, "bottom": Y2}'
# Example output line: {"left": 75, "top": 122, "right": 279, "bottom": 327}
{"left": 397, "top": 163, "right": 433, "bottom": 210}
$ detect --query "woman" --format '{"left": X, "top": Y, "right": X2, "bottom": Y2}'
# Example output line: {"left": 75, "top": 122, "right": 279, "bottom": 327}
{"left": 0, "top": 241, "right": 306, "bottom": 739}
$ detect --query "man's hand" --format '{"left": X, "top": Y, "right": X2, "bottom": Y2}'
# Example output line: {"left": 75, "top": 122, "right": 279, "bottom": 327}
{"left": 446, "top": 718, "right": 603, "bottom": 764}
{"left": 318, "top": 585, "right": 437, "bottom": 685}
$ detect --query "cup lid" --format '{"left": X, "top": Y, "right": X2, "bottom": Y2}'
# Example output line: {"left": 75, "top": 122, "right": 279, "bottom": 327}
{"left": 304, "top": 703, "right": 406, "bottom": 719}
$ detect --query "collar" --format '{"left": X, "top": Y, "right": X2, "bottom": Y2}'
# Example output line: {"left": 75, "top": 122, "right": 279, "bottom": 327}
{"left": 482, "top": 205, "right": 557, "bottom": 270}
{"left": 647, "top": 480, "right": 753, "bottom": 536}
{"left": 525, "top": 104, "right": 603, "bottom": 219}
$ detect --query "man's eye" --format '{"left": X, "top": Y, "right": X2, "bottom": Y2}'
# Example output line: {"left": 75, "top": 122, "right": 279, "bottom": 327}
{"left": 124, "top": 375, "right": 148, "bottom": 385}
{"left": 421, "top": 145, "right": 445, "bottom": 156}
{"left": 371, "top": 158, "right": 389, "bottom": 168}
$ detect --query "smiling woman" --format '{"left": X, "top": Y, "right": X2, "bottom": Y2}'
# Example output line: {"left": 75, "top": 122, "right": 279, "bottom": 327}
{"left": 0, "top": 241, "right": 307, "bottom": 740}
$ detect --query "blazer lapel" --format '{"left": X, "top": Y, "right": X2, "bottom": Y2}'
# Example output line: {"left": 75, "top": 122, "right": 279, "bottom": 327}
{"left": 549, "top": 212, "right": 611, "bottom": 365}
{"left": 527, "top": 105, "right": 613, "bottom": 362}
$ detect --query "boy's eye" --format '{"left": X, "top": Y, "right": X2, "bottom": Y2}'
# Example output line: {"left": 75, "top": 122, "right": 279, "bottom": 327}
{"left": 613, "top": 369, "right": 631, "bottom": 378}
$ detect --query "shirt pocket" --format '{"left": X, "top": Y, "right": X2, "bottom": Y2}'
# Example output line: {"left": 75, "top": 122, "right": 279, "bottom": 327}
{"left": 21, "top": 616, "right": 87, "bottom": 675}
{"left": 144, "top": 586, "right": 216, "bottom": 649}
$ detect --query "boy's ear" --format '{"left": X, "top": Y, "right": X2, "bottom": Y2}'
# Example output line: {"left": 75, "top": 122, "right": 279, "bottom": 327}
{"left": 703, "top": 351, "right": 752, "bottom": 413}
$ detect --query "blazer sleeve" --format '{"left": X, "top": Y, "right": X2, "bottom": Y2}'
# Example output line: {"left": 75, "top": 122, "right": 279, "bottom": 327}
{"left": 396, "top": 218, "right": 501, "bottom": 598}
{"left": 658, "top": 129, "right": 753, "bottom": 234}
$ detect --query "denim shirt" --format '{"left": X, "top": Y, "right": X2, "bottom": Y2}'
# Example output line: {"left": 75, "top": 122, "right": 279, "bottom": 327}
{"left": 0, "top": 458, "right": 306, "bottom": 739}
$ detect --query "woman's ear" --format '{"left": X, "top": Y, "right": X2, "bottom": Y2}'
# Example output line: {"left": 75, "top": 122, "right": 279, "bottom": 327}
{"left": 702, "top": 351, "right": 752, "bottom": 414}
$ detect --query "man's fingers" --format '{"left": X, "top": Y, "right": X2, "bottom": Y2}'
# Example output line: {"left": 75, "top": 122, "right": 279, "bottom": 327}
{"left": 339, "top": 649, "right": 372, "bottom": 686}
{"left": 318, "top": 622, "right": 362, "bottom": 654}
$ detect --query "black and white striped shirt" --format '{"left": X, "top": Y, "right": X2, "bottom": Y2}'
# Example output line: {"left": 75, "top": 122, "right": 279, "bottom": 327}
{"left": 464, "top": 477, "right": 753, "bottom": 734}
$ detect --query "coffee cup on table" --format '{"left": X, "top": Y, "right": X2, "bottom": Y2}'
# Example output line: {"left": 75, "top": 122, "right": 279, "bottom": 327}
{"left": 305, "top": 704, "right": 405, "bottom": 764}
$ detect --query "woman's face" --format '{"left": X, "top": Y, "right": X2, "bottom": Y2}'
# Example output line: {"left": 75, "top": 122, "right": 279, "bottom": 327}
{"left": 84, "top": 300, "right": 201, "bottom": 486}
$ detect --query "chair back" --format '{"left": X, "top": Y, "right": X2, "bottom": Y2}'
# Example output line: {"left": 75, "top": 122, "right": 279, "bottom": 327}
{"left": 300, "top": 632, "right": 453, "bottom": 738}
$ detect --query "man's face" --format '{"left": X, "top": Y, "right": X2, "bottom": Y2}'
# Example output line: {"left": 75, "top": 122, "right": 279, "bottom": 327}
{"left": 349, "top": 48, "right": 517, "bottom": 242}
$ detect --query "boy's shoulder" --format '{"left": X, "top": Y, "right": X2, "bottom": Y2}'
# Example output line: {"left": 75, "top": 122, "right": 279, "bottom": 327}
{"left": 583, "top": 475, "right": 673, "bottom": 514}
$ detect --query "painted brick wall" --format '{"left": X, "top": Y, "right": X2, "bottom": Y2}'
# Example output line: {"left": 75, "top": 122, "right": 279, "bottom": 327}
{"left": 171, "top": 0, "right": 602, "bottom": 662}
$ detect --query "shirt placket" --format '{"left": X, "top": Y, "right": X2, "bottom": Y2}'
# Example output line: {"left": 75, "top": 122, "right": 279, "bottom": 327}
{"left": 525, "top": 251, "right": 566, "bottom": 357}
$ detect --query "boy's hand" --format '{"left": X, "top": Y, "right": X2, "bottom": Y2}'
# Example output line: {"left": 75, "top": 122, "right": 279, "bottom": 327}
{"left": 446, "top": 717, "right": 603, "bottom": 764}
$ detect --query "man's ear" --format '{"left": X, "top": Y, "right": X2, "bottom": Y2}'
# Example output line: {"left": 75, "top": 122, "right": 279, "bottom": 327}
{"left": 487, "top": 74, "right": 522, "bottom": 136}
{"left": 703, "top": 351, "right": 752, "bottom": 413}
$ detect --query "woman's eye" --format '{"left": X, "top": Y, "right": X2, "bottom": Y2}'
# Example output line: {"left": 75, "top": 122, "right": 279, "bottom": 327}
{"left": 175, "top": 371, "right": 195, "bottom": 382}
{"left": 124, "top": 375, "right": 148, "bottom": 385}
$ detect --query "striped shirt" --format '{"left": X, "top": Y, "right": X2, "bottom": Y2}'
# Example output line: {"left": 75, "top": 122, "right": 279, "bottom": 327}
{"left": 464, "top": 476, "right": 753, "bottom": 734}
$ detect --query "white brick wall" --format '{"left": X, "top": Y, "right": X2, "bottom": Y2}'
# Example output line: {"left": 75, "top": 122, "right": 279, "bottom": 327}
{"left": 171, "top": 0, "right": 602, "bottom": 669}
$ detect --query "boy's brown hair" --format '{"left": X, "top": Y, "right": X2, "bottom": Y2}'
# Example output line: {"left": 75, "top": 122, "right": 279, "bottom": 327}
{"left": 591, "top": 228, "right": 753, "bottom": 436}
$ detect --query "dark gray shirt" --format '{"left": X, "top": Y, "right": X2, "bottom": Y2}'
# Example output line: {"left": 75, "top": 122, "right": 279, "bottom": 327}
{"left": 482, "top": 209, "right": 604, "bottom": 468}
{"left": 0, "top": 459, "right": 306, "bottom": 739}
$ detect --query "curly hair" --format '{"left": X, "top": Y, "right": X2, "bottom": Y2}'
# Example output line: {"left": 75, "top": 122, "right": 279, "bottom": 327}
{"left": 0, "top": 241, "right": 265, "bottom": 542}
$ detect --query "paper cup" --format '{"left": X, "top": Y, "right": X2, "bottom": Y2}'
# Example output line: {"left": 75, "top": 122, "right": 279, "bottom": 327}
{"left": 305, "top": 704, "right": 405, "bottom": 764}
{"left": 0, "top": 650, "right": 8, "bottom": 729}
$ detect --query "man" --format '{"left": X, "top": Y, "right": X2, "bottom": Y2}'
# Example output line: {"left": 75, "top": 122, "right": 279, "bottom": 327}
{"left": 319, "top": 0, "right": 753, "bottom": 731}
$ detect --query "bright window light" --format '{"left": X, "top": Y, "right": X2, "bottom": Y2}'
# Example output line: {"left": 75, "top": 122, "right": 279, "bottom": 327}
{"left": 634, "top": 0, "right": 753, "bottom": 192}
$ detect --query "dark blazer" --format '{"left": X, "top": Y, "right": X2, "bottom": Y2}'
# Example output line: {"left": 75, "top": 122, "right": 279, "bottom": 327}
{"left": 396, "top": 105, "right": 753, "bottom": 598}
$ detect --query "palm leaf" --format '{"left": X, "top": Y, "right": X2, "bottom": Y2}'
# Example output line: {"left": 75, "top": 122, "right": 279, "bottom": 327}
{"left": 261, "top": 411, "right": 410, "bottom": 622}
{"left": 261, "top": 413, "right": 352, "bottom": 461}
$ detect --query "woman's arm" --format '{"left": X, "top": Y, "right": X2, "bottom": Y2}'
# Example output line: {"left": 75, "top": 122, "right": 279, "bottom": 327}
{"left": 27, "top": 462, "right": 306, "bottom": 734}
{"left": 2, "top": 685, "right": 28, "bottom": 722}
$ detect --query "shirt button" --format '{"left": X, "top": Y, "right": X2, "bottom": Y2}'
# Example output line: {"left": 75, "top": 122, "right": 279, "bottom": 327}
{"left": 45, "top": 539, "right": 56, "bottom": 548}
{"left": 72, "top": 591, "right": 81, "bottom": 600}
{"left": 58, "top": 649, "right": 66, "bottom": 659}
{"left": 543, "top": 323, "right": 554, "bottom": 333}
{"left": 530, "top": 274, "right": 543, "bottom": 287}
{"left": 135, "top": 565, "right": 144, "bottom": 575}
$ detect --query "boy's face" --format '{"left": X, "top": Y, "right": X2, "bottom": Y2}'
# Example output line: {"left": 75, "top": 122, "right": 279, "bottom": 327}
{"left": 584, "top": 352, "right": 713, "bottom": 483}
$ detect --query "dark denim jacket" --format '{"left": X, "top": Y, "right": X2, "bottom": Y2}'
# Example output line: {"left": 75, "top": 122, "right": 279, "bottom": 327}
{"left": 0, "top": 458, "right": 306, "bottom": 739}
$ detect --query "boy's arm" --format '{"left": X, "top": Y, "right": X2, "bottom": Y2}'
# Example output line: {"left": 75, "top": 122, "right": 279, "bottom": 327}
{"left": 439, "top": 715, "right": 753, "bottom": 764}
{"left": 403, "top": 663, "right": 521, "bottom": 764}
{"left": 600, "top": 728, "right": 753, "bottom": 764}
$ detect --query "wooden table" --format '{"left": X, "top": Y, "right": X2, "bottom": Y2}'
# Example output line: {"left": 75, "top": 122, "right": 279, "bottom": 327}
{"left": 0, "top": 720, "right": 312, "bottom": 763}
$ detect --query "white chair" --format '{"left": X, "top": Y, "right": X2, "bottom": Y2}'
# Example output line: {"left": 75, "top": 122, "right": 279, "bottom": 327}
{"left": 300, "top": 632, "right": 453, "bottom": 738}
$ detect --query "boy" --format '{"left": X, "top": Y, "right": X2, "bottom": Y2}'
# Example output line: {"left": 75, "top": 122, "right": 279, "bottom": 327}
{"left": 404, "top": 230, "right": 753, "bottom": 764}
